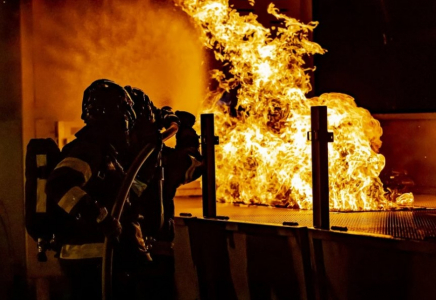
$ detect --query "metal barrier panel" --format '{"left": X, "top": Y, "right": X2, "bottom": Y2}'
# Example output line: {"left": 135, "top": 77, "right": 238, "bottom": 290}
{"left": 173, "top": 217, "right": 201, "bottom": 300}
{"left": 174, "top": 217, "right": 313, "bottom": 300}
{"left": 308, "top": 229, "right": 436, "bottom": 300}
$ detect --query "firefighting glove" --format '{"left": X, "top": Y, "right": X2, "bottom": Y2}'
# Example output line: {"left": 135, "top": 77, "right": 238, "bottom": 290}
{"left": 157, "top": 106, "right": 180, "bottom": 130}
{"left": 175, "top": 111, "right": 199, "bottom": 149}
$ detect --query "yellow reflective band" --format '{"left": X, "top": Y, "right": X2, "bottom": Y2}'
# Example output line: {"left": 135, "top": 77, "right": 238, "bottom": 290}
{"left": 36, "top": 154, "right": 47, "bottom": 168}
{"left": 60, "top": 243, "right": 104, "bottom": 259}
{"left": 55, "top": 157, "right": 92, "bottom": 183}
{"left": 36, "top": 179, "right": 47, "bottom": 213}
{"left": 184, "top": 155, "right": 202, "bottom": 184}
{"left": 132, "top": 179, "right": 147, "bottom": 197}
{"left": 58, "top": 186, "right": 87, "bottom": 214}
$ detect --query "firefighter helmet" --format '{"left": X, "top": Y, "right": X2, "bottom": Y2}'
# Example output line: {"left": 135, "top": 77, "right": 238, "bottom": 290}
{"left": 124, "top": 85, "right": 155, "bottom": 123}
{"left": 81, "top": 79, "right": 136, "bottom": 131}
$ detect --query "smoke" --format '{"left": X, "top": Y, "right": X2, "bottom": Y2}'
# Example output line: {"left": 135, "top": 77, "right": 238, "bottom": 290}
{"left": 30, "top": 0, "right": 206, "bottom": 121}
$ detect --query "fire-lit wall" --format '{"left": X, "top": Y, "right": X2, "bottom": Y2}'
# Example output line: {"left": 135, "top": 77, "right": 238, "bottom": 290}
{"left": 23, "top": 0, "right": 207, "bottom": 138}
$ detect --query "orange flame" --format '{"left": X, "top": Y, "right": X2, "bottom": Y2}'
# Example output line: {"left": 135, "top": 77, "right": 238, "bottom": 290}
{"left": 178, "top": 0, "right": 414, "bottom": 210}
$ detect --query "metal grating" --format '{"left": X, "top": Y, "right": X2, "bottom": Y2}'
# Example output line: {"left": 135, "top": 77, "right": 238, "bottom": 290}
{"left": 175, "top": 197, "right": 436, "bottom": 241}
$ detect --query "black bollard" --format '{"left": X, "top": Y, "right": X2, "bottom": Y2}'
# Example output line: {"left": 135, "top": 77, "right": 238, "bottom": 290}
{"left": 308, "top": 106, "right": 333, "bottom": 230}
{"left": 201, "top": 114, "right": 219, "bottom": 218}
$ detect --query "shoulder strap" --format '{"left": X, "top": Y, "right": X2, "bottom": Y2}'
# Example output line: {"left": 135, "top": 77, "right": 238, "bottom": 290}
{"left": 25, "top": 138, "right": 61, "bottom": 241}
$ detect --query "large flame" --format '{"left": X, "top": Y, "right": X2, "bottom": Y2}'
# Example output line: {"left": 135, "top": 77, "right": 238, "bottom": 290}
{"left": 178, "top": 0, "right": 413, "bottom": 210}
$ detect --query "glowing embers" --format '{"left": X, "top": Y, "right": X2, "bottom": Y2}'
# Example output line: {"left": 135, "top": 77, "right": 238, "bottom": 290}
{"left": 178, "top": 0, "right": 414, "bottom": 210}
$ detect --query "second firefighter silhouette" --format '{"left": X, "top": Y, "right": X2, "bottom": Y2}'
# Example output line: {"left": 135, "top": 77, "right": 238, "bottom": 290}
{"left": 125, "top": 86, "right": 203, "bottom": 299}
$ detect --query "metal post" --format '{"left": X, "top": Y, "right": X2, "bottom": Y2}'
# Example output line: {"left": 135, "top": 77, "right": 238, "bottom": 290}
{"left": 201, "top": 114, "right": 218, "bottom": 218}
{"left": 309, "top": 106, "right": 333, "bottom": 229}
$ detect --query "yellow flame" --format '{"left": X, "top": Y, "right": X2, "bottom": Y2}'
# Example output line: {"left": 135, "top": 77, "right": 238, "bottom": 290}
{"left": 178, "top": 0, "right": 413, "bottom": 210}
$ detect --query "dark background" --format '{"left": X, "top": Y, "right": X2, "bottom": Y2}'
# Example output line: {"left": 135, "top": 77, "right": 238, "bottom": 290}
{"left": 313, "top": 0, "right": 436, "bottom": 113}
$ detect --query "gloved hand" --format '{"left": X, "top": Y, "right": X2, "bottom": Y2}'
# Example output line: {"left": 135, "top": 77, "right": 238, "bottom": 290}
{"left": 157, "top": 106, "right": 180, "bottom": 129}
{"left": 175, "top": 111, "right": 199, "bottom": 149}
{"left": 99, "top": 215, "right": 122, "bottom": 240}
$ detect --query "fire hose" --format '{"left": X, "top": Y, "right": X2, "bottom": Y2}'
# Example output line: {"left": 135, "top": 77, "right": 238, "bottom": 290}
{"left": 102, "top": 122, "right": 179, "bottom": 300}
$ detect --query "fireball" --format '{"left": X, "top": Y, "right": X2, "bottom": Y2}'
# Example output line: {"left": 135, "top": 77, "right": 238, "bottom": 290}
{"left": 177, "top": 0, "right": 413, "bottom": 210}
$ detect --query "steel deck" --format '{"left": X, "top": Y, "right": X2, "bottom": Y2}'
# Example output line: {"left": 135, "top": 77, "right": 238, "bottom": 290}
{"left": 175, "top": 194, "right": 436, "bottom": 241}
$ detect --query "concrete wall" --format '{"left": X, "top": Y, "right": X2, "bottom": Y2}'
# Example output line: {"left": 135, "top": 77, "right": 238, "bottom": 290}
{"left": 0, "top": 0, "right": 27, "bottom": 299}
{"left": 375, "top": 113, "right": 436, "bottom": 195}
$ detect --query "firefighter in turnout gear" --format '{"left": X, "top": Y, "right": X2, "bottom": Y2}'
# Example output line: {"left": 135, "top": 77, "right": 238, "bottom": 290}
{"left": 45, "top": 79, "right": 144, "bottom": 300}
{"left": 125, "top": 86, "right": 203, "bottom": 299}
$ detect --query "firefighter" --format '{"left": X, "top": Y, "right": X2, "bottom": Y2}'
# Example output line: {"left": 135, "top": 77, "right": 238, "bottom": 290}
{"left": 45, "top": 79, "right": 144, "bottom": 300}
{"left": 125, "top": 86, "right": 203, "bottom": 299}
